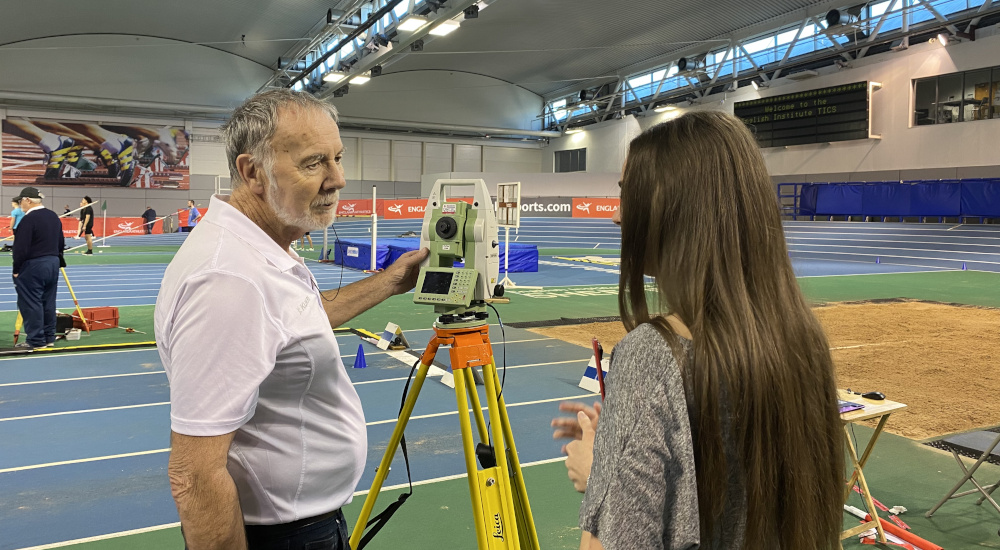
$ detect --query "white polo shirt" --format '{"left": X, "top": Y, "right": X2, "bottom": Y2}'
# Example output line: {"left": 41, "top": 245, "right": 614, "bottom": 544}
{"left": 155, "top": 194, "right": 366, "bottom": 525}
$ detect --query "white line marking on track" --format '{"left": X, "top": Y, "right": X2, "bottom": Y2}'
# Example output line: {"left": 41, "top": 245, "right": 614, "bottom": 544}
{"left": 795, "top": 267, "right": 955, "bottom": 278}
{"left": 353, "top": 456, "right": 569, "bottom": 496}
{"left": 0, "top": 347, "right": 158, "bottom": 361}
{"left": 0, "top": 402, "right": 169, "bottom": 422}
{"left": 0, "top": 356, "right": 581, "bottom": 419}
{"left": 0, "top": 448, "right": 171, "bottom": 474}
{"left": 13, "top": 522, "right": 182, "bottom": 550}
{"left": 350, "top": 359, "right": 584, "bottom": 386}
{"left": 366, "top": 393, "right": 597, "bottom": 426}
{"left": 0, "top": 371, "right": 164, "bottom": 387}
{"left": 1, "top": 394, "right": 595, "bottom": 473}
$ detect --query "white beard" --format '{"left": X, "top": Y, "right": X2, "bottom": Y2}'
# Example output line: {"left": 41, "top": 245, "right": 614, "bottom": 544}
{"left": 265, "top": 171, "right": 338, "bottom": 232}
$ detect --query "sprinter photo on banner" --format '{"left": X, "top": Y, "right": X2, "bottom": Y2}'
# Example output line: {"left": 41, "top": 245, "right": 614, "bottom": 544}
{"left": 1, "top": 117, "right": 190, "bottom": 189}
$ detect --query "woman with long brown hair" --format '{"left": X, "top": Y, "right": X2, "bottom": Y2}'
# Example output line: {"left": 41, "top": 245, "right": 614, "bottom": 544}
{"left": 553, "top": 111, "right": 845, "bottom": 549}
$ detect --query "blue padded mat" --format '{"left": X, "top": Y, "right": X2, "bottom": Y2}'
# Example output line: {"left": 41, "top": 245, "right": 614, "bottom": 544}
{"left": 333, "top": 238, "right": 538, "bottom": 272}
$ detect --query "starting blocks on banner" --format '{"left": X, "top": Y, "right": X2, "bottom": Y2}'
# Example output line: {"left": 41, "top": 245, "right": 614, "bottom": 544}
{"left": 376, "top": 322, "right": 410, "bottom": 350}
{"left": 578, "top": 355, "right": 610, "bottom": 394}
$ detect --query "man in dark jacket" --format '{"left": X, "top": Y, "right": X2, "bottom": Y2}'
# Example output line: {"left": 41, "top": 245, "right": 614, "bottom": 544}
{"left": 12, "top": 187, "right": 66, "bottom": 349}
{"left": 141, "top": 206, "right": 157, "bottom": 234}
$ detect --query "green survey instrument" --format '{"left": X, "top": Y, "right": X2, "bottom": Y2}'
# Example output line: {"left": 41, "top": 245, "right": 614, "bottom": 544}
{"left": 412, "top": 179, "right": 502, "bottom": 325}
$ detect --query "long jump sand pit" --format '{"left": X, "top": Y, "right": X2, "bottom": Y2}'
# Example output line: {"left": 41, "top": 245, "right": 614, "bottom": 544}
{"left": 529, "top": 300, "right": 1000, "bottom": 441}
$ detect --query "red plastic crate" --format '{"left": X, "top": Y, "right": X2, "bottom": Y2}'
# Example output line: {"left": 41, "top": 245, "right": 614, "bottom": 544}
{"left": 72, "top": 307, "right": 119, "bottom": 330}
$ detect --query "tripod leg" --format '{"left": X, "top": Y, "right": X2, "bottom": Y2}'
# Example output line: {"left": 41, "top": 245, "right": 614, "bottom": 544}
{"left": 464, "top": 367, "right": 489, "bottom": 443}
{"left": 487, "top": 362, "right": 540, "bottom": 549}
{"left": 482, "top": 358, "right": 522, "bottom": 550}
{"left": 455, "top": 366, "right": 491, "bottom": 549}
{"left": 349, "top": 354, "right": 436, "bottom": 549}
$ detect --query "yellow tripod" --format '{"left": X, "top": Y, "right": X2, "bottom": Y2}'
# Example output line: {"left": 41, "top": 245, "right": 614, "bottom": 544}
{"left": 350, "top": 322, "right": 539, "bottom": 550}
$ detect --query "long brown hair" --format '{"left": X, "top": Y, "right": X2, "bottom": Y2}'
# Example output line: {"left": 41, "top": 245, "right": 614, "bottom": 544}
{"left": 618, "top": 111, "right": 844, "bottom": 549}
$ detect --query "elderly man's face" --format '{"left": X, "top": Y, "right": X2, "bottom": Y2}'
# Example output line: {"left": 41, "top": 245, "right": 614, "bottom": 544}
{"left": 266, "top": 106, "right": 346, "bottom": 232}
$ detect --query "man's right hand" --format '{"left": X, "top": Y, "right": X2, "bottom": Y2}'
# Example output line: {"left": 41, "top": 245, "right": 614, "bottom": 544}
{"left": 169, "top": 431, "right": 247, "bottom": 549}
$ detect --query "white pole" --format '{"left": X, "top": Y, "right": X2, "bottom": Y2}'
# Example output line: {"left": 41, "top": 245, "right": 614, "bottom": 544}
{"left": 98, "top": 201, "right": 110, "bottom": 248}
{"left": 322, "top": 226, "right": 329, "bottom": 261}
{"left": 370, "top": 184, "right": 377, "bottom": 271}
{"left": 504, "top": 226, "right": 510, "bottom": 275}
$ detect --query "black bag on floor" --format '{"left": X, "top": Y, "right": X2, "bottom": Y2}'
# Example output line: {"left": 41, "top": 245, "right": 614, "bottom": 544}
{"left": 56, "top": 313, "right": 75, "bottom": 333}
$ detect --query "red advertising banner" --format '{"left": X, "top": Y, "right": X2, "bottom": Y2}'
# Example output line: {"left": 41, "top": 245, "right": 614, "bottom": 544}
{"left": 382, "top": 199, "right": 428, "bottom": 219}
{"left": 1, "top": 117, "right": 190, "bottom": 189}
{"left": 1, "top": 216, "right": 164, "bottom": 239}
{"left": 572, "top": 198, "right": 620, "bottom": 218}
{"left": 336, "top": 199, "right": 379, "bottom": 217}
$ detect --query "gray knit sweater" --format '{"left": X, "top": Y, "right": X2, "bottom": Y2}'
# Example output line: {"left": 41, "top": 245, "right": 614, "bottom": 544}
{"left": 579, "top": 323, "right": 746, "bottom": 549}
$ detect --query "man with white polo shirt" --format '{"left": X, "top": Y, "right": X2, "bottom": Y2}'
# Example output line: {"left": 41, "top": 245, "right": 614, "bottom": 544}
{"left": 155, "top": 89, "right": 427, "bottom": 550}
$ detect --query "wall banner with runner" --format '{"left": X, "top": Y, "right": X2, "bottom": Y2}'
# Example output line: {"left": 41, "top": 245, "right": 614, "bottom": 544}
{"left": 1, "top": 117, "right": 190, "bottom": 189}
{"left": 571, "top": 198, "right": 620, "bottom": 218}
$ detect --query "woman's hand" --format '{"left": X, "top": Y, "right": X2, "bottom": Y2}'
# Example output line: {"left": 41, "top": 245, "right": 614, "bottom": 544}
{"left": 551, "top": 401, "right": 601, "bottom": 451}
{"left": 565, "top": 411, "right": 596, "bottom": 492}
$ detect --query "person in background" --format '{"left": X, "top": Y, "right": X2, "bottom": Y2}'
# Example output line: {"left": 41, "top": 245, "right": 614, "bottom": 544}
{"left": 76, "top": 196, "right": 94, "bottom": 254}
{"left": 141, "top": 206, "right": 157, "bottom": 234}
{"left": 11, "top": 187, "right": 66, "bottom": 349}
{"left": 63, "top": 205, "right": 71, "bottom": 215}
{"left": 296, "top": 231, "right": 314, "bottom": 251}
{"left": 156, "top": 89, "right": 427, "bottom": 550}
{"left": 553, "top": 111, "right": 845, "bottom": 550}
{"left": 183, "top": 199, "right": 200, "bottom": 232}
{"left": 10, "top": 199, "right": 25, "bottom": 236}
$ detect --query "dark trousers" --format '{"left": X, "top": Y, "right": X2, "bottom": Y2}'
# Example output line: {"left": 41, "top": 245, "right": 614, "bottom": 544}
{"left": 244, "top": 509, "right": 348, "bottom": 550}
{"left": 14, "top": 255, "right": 60, "bottom": 346}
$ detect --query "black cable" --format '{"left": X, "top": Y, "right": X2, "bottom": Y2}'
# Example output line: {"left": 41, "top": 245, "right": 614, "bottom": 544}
{"left": 320, "top": 223, "right": 347, "bottom": 303}
{"left": 486, "top": 302, "right": 507, "bottom": 400}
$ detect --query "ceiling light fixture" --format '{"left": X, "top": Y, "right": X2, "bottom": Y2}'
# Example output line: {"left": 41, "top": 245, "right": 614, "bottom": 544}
{"left": 350, "top": 74, "right": 371, "bottom": 85}
{"left": 653, "top": 104, "right": 677, "bottom": 113}
{"left": 397, "top": 15, "right": 428, "bottom": 31}
{"left": 565, "top": 128, "right": 583, "bottom": 135}
{"left": 430, "top": 19, "right": 461, "bottom": 36}
{"left": 323, "top": 71, "right": 347, "bottom": 83}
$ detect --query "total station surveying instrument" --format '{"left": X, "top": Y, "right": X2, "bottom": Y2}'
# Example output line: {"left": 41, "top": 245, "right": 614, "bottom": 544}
{"left": 350, "top": 179, "right": 540, "bottom": 550}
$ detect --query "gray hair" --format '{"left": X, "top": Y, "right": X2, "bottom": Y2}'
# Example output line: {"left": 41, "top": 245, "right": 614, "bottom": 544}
{"left": 26, "top": 197, "right": 42, "bottom": 205}
{"left": 220, "top": 89, "right": 339, "bottom": 188}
